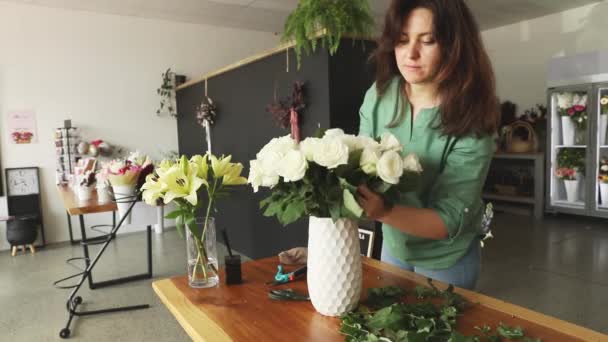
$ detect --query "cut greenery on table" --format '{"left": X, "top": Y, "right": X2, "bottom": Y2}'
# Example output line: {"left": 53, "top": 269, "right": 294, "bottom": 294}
{"left": 340, "top": 279, "right": 541, "bottom": 342}
{"left": 282, "top": 0, "right": 375, "bottom": 68}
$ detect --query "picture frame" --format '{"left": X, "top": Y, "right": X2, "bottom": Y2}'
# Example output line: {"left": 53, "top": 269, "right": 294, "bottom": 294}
{"left": 358, "top": 228, "right": 375, "bottom": 258}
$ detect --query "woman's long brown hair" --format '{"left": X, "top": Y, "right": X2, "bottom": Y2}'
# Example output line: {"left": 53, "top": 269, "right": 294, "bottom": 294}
{"left": 373, "top": 0, "right": 499, "bottom": 138}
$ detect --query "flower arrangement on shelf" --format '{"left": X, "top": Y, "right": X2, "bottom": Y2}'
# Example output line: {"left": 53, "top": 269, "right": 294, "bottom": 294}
{"left": 599, "top": 158, "right": 608, "bottom": 184}
{"left": 141, "top": 153, "right": 247, "bottom": 288}
{"left": 248, "top": 129, "right": 423, "bottom": 225}
{"left": 555, "top": 92, "right": 588, "bottom": 129}
{"left": 79, "top": 171, "right": 96, "bottom": 187}
{"left": 556, "top": 148, "right": 585, "bottom": 179}
{"left": 601, "top": 95, "right": 608, "bottom": 115}
{"left": 554, "top": 167, "right": 576, "bottom": 181}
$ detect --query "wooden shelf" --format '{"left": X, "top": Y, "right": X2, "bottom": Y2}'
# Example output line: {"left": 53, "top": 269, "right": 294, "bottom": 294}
{"left": 483, "top": 193, "right": 535, "bottom": 204}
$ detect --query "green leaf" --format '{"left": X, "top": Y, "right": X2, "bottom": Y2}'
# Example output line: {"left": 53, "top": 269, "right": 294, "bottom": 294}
{"left": 497, "top": 323, "right": 524, "bottom": 339}
{"left": 366, "top": 286, "right": 406, "bottom": 309}
{"left": 175, "top": 215, "right": 185, "bottom": 238}
{"left": 164, "top": 210, "right": 184, "bottom": 219}
{"left": 343, "top": 189, "right": 363, "bottom": 219}
{"left": 367, "top": 306, "right": 404, "bottom": 331}
{"left": 279, "top": 200, "right": 306, "bottom": 226}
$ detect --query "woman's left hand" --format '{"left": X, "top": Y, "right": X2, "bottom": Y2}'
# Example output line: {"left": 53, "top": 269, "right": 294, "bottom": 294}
{"left": 357, "top": 185, "right": 390, "bottom": 221}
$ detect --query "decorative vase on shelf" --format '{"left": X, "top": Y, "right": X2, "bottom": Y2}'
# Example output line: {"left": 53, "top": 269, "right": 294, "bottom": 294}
{"left": 112, "top": 184, "right": 136, "bottom": 224}
{"left": 77, "top": 186, "right": 93, "bottom": 201}
{"left": 307, "top": 216, "right": 362, "bottom": 317}
{"left": 600, "top": 114, "right": 607, "bottom": 146}
{"left": 600, "top": 183, "right": 608, "bottom": 207}
{"left": 186, "top": 217, "right": 219, "bottom": 288}
{"left": 563, "top": 179, "right": 579, "bottom": 203}
{"left": 561, "top": 117, "right": 575, "bottom": 145}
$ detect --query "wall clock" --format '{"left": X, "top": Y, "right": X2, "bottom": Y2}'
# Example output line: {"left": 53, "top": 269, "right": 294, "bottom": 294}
{"left": 6, "top": 167, "right": 40, "bottom": 196}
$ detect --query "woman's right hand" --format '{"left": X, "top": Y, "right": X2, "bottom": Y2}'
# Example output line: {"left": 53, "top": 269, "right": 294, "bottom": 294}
{"left": 357, "top": 185, "right": 390, "bottom": 221}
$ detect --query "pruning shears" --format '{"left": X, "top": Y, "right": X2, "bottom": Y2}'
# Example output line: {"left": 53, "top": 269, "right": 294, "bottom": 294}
{"left": 266, "top": 265, "right": 307, "bottom": 286}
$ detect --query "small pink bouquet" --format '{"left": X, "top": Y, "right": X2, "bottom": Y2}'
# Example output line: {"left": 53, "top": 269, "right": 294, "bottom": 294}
{"left": 555, "top": 167, "right": 576, "bottom": 181}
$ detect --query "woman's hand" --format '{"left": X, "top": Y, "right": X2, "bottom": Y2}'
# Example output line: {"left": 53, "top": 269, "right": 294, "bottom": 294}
{"left": 357, "top": 185, "right": 391, "bottom": 221}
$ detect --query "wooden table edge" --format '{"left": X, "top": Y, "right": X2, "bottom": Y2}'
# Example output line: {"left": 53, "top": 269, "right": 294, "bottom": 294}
{"left": 363, "top": 258, "right": 607, "bottom": 341}
{"left": 152, "top": 279, "right": 233, "bottom": 342}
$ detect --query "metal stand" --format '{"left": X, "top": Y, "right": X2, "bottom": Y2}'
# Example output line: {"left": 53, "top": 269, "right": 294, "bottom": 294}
{"left": 54, "top": 197, "right": 152, "bottom": 339}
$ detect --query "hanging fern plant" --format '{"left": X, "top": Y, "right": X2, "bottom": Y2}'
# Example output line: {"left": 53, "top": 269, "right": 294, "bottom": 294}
{"left": 282, "top": 0, "right": 375, "bottom": 68}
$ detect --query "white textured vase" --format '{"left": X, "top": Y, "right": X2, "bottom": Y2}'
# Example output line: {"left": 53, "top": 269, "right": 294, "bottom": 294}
{"left": 600, "top": 183, "right": 608, "bottom": 206}
{"left": 564, "top": 179, "right": 579, "bottom": 203}
{"left": 600, "top": 114, "right": 607, "bottom": 146}
{"left": 112, "top": 184, "right": 135, "bottom": 224}
{"left": 307, "top": 216, "right": 362, "bottom": 316}
{"left": 562, "top": 117, "right": 576, "bottom": 146}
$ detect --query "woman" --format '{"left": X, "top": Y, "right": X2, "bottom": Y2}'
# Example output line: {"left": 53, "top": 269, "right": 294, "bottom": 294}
{"left": 357, "top": 0, "right": 499, "bottom": 290}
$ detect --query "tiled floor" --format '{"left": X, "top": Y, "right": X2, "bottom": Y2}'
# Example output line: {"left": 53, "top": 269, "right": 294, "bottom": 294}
{"left": 1, "top": 212, "right": 606, "bottom": 341}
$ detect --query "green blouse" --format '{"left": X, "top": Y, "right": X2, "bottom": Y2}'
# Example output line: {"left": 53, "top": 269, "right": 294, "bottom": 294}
{"left": 358, "top": 77, "right": 494, "bottom": 269}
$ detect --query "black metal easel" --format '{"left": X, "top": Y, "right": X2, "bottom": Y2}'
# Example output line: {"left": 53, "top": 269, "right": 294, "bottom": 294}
{"left": 53, "top": 194, "right": 152, "bottom": 339}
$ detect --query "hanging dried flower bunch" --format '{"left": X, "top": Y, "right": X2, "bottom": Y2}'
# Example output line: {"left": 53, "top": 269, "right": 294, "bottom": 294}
{"left": 266, "top": 81, "right": 306, "bottom": 129}
{"left": 196, "top": 96, "right": 217, "bottom": 126}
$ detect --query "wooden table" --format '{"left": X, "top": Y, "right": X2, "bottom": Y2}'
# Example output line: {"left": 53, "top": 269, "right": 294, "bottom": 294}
{"left": 56, "top": 185, "right": 151, "bottom": 290}
{"left": 153, "top": 257, "right": 606, "bottom": 342}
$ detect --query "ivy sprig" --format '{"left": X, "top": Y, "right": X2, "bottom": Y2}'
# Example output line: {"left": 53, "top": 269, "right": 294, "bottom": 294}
{"left": 339, "top": 280, "right": 542, "bottom": 342}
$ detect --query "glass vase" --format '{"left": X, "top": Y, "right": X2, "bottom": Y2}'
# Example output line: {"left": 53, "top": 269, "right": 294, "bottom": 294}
{"left": 186, "top": 216, "right": 219, "bottom": 288}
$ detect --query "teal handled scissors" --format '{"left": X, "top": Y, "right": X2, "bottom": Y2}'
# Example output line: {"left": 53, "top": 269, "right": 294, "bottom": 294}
{"left": 266, "top": 265, "right": 307, "bottom": 286}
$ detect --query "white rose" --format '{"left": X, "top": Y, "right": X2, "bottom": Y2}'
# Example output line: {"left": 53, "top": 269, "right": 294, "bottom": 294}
{"left": 601, "top": 165, "right": 608, "bottom": 172}
{"left": 313, "top": 138, "right": 349, "bottom": 169}
{"left": 356, "top": 136, "right": 380, "bottom": 150}
{"left": 257, "top": 135, "right": 296, "bottom": 160}
{"left": 402, "top": 153, "right": 423, "bottom": 173}
{"left": 360, "top": 147, "right": 381, "bottom": 175}
{"left": 338, "top": 134, "right": 360, "bottom": 152}
{"left": 380, "top": 132, "right": 402, "bottom": 153}
{"left": 324, "top": 128, "right": 345, "bottom": 138}
{"left": 600, "top": 97, "right": 608, "bottom": 106}
{"left": 300, "top": 137, "right": 321, "bottom": 161}
{"left": 377, "top": 151, "right": 404, "bottom": 184}
{"left": 556, "top": 93, "right": 573, "bottom": 109}
{"left": 574, "top": 94, "right": 587, "bottom": 106}
{"left": 248, "top": 160, "right": 279, "bottom": 192}
{"left": 277, "top": 150, "right": 308, "bottom": 182}
{"left": 258, "top": 150, "right": 283, "bottom": 176}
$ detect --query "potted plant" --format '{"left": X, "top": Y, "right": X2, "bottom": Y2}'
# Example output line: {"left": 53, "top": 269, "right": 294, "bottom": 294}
{"left": 248, "top": 130, "right": 422, "bottom": 316}
{"left": 555, "top": 92, "right": 587, "bottom": 145}
{"left": 282, "top": 0, "right": 375, "bottom": 68}
{"left": 156, "top": 68, "right": 186, "bottom": 118}
{"left": 77, "top": 171, "right": 96, "bottom": 201}
{"left": 556, "top": 148, "right": 585, "bottom": 202}
{"left": 600, "top": 95, "right": 608, "bottom": 145}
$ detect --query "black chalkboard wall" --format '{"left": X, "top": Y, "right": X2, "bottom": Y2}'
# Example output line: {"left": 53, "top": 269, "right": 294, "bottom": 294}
{"left": 176, "top": 38, "right": 378, "bottom": 259}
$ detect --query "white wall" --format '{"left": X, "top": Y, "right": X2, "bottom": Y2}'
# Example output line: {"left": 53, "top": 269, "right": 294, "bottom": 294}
{"left": 0, "top": 2, "right": 279, "bottom": 250}
{"left": 482, "top": 1, "right": 608, "bottom": 113}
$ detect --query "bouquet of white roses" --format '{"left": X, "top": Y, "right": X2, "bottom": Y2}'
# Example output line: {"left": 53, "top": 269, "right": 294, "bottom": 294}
{"left": 248, "top": 129, "right": 422, "bottom": 225}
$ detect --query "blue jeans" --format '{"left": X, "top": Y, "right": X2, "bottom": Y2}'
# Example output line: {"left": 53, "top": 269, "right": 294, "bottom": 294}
{"left": 381, "top": 242, "right": 481, "bottom": 290}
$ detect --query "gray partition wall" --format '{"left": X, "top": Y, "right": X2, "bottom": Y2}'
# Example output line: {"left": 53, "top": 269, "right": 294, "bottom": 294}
{"left": 176, "top": 39, "right": 377, "bottom": 259}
